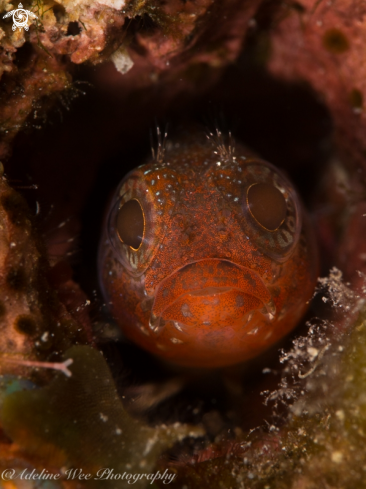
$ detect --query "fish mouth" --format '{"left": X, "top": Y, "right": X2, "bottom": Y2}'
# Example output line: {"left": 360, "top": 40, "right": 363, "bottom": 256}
{"left": 148, "top": 259, "right": 275, "bottom": 332}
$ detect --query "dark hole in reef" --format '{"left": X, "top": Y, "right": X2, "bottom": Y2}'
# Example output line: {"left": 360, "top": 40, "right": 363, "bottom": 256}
{"left": 122, "top": 14, "right": 158, "bottom": 55}
{"left": 6, "top": 36, "right": 333, "bottom": 440}
{"left": 14, "top": 314, "right": 38, "bottom": 336}
{"left": 323, "top": 28, "right": 350, "bottom": 54}
{"left": 13, "top": 42, "right": 34, "bottom": 70}
{"left": 349, "top": 88, "right": 363, "bottom": 110}
{"left": 52, "top": 3, "right": 66, "bottom": 23}
{"left": 67, "top": 21, "right": 82, "bottom": 36}
{"left": 123, "top": 13, "right": 158, "bottom": 36}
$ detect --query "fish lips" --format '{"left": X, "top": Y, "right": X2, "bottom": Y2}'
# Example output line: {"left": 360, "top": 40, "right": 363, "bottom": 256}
{"left": 149, "top": 259, "right": 276, "bottom": 330}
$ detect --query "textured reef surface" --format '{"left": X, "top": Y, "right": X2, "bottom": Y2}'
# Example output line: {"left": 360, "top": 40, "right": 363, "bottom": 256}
{"left": 0, "top": 0, "right": 261, "bottom": 159}
{"left": 1, "top": 0, "right": 366, "bottom": 487}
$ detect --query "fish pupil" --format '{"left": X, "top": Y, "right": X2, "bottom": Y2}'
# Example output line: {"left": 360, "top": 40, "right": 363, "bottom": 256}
{"left": 247, "top": 183, "right": 287, "bottom": 231}
{"left": 116, "top": 199, "right": 144, "bottom": 250}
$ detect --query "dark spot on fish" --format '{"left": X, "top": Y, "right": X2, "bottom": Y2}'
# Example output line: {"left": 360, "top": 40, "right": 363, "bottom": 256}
{"left": 244, "top": 272, "right": 256, "bottom": 288}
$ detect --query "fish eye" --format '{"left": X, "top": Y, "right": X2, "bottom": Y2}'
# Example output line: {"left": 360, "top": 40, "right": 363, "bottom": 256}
{"left": 247, "top": 182, "right": 287, "bottom": 231}
{"left": 116, "top": 199, "right": 145, "bottom": 250}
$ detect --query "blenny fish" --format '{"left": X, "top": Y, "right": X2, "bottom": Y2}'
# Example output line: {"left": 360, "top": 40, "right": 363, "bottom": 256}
{"left": 99, "top": 130, "right": 318, "bottom": 368}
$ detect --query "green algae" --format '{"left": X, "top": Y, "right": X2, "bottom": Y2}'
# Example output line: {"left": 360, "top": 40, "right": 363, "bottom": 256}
{"left": 0, "top": 345, "right": 202, "bottom": 488}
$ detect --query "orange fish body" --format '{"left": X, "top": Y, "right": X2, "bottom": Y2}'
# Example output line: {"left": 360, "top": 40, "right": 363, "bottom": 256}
{"left": 99, "top": 132, "right": 318, "bottom": 368}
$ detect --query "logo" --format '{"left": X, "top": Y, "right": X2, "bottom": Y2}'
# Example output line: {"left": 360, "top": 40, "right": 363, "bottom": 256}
{"left": 2, "top": 3, "right": 37, "bottom": 31}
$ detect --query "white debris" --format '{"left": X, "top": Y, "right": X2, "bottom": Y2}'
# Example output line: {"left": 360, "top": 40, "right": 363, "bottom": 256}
{"left": 111, "top": 46, "right": 134, "bottom": 75}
